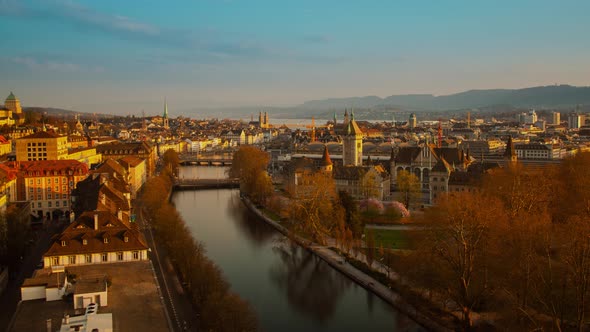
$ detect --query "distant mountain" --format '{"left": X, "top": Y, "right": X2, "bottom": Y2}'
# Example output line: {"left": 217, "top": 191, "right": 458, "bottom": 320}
{"left": 299, "top": 85, "right": 590, "bottom": 111}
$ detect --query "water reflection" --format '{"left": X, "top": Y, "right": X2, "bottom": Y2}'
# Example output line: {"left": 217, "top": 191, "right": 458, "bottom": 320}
{"left": 270, "top": 240, "right": 351, "bottom": 323}
{"left": 228, "top": 195, "right": 276, "bottom": 247}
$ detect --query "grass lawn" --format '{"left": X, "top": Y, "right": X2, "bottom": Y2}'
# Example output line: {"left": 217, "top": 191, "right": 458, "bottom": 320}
{"left": 365, "top": 228, "right": 412, "bottom": 249}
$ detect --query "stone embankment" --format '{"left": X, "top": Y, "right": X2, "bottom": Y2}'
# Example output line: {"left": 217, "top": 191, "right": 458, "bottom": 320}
{"left": 241, "top": 196, "right": 452, "bottom": 332}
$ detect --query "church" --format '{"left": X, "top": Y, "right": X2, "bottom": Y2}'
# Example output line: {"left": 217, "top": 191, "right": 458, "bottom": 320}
{"left": 0, "top": 92, "right": 25, "bottom": 126}
{"left": 287, "top": 110, "right": 391, "bottom": 201}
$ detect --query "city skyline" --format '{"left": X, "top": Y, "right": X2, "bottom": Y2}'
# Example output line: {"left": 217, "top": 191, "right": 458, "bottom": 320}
{"left": 1, "top": 0, "right": 590, "bottom": 114}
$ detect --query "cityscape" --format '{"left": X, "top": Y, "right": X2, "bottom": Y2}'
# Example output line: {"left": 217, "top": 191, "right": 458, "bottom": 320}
{"left": 2, "top": 1, "right": 590, "bottom": 332}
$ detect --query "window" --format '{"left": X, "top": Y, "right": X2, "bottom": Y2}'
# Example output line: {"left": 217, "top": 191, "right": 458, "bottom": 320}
{"left": 132, "top": 251, "right": 139, "bottom": 260}
{"left": 48, "top": 202, "right": 52, "bottom": 208}
{"left": 29, "top": 188, "right": 33, "bottom": 193}
{"left": 47, "top": 194, "right": 52, "bottom": 199}
{"left": 52, "top": 257, "right": 59, "bottom": 266}
{"left": 29, "top": 179, "right": 33, "bottom": 185}
{"left": 124, "top": 236, "right": 128, "bottom": 243}
{"left": 117, "top": 252, "right": 123, "bottom": 261}
{"left": 61, "top": 240, "right": 66, "bottom": 246}
{"left": 85, "top": 254, "right": 92, "bottom": 263}
{"left": 47, "top": 187, "right": 51, "bottom": 192}
{"left": 47, "top": 178, "right": 51, "bottom": 184}
{"left": 37, "top": 202, "right": 41, "bottom": 208}
{"left": 83, "top": 239, "right": 87, "bottom": 245}
{"left": 37, "top": 188, "right": 41, "bottom": 193}
{"left": 101, "top": 253, "right": 108, "bottom": 262}
{"left": 63, "top": 185, "right": 67, "bottom": 191}
{"left": 68, "top": 256, "right": 76, "bottom": 264}
{"left": 55, "top": 186, "right": 59, "bottom": 192}
{"left": 56, "top": 201, "right": 60, "bottom": 207}
{"left": 37, "top": 195, "right": 41, "bottom": 200}
{"left": 103, "top": 237, "right": 109, "bottom": 244}
{"left": 62, "top": 194, "right": 67, "bottom": 199}
{"left": 63, "top": 201, "right": 68, "bottom": 206}
{"left": 36, "top": 179, "right": 41, "bottom": 185}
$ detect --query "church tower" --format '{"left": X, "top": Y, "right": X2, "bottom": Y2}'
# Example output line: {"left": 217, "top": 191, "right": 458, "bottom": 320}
{"left": 319, "top": 146, "right": 333, "bottom": 173}
{"left": 163, "top": 98, "right": 169, "bottom": 129}
{"left": 503, "top": 136, "right": 517, "bottom": 166}
{"left": 342, "top": 111, "right": 363, "bottom": 166}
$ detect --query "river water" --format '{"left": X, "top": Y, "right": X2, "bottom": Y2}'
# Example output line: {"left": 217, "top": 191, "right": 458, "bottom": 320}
{"left": 173, "top": 166, "right": 421, "bottom": 331}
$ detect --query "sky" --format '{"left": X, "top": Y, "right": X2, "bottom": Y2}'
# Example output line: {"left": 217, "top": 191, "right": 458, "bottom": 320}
{"left": 1, "top": 0, "right": 590, "bottom": 115}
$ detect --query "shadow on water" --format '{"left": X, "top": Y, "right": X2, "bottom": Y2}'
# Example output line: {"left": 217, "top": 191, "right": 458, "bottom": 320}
{"left": 270, "top": 240, "right": 351, "bottom": 323}
{"left": 227, "top": 195, "right": 277, "bottom": 247}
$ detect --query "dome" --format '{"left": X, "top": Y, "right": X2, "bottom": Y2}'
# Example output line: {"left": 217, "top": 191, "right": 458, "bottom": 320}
{"left": 6, "top": 92, "right": 17, "bottom": 101}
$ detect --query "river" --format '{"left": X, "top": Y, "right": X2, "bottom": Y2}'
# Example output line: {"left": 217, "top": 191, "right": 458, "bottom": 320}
{"left": 173, "top": 166, "right": 421, "bottom": 331}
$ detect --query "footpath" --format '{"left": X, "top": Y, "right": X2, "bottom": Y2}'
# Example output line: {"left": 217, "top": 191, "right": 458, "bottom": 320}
{"left": 241, "top": 197, "right": 453, "bottom": 332}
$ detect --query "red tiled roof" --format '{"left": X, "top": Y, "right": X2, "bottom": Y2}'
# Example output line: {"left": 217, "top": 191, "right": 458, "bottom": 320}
{"left": 44, "top": 210, "right": 147, "bottom": 257}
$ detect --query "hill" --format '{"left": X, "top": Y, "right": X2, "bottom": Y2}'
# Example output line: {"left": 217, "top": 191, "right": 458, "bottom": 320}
{"left": 299, "top": 85, "right": 590, "bottom": 111}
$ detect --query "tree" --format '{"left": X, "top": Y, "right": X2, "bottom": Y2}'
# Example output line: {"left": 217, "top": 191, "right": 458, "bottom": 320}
{"left": 228, "top": 146, "right": 271, "bottom": 198}
{"left": 250, "top": 170, "right": 273, "bottom": 206}
{"left": 366, "top": 229, "right": 375, "bottom": 267}
{"left": 396, "top": 170, "right": 421, "bottom": 209}
{"left": 287, "top": 171, "right": 342, "bottom": 244}
{"left": 338, "top": 190, "right": 362, "bottom": 238}
{"left": 418, "top": 192, "right": 505, "bottom": 330}
{"left": 360, "top": 169, "right": 380, "bottom": 200}
{"left": 162, "top": 149, "right": 180, "bottom": 177}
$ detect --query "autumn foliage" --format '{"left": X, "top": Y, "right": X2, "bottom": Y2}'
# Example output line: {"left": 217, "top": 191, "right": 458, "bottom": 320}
{"left": 404, "top": 152, "right": 590, "bottom": 331}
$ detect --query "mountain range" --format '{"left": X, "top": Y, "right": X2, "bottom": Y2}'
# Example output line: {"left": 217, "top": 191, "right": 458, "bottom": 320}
{"left": 298, "top": 85, "right": 590, "bottom": 111}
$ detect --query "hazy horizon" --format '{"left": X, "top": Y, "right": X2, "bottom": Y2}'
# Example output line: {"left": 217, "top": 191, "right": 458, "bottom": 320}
{"left": 1, "top": 1, "right": 590, "bottom": 115}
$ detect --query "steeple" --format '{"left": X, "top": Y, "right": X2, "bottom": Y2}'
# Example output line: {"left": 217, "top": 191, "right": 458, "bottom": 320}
{"left": 163, "top": 98, "right": 169, "bottom": 129}
{"left": 333, "top": 112, "right": 337, "bottom": 125}
{"left": 163, "top": 98, "right": 168, "bottom": 118}
{"left": 320, "top": 145, "right": 333, "bottom": 172}
{"left": 503, "top": 136, "right": 517, "bottom": 165}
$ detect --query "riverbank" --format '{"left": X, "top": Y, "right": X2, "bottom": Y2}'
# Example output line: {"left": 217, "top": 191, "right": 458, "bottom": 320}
{"left": 240, "top": 196, "right": 452, "bottom": 332}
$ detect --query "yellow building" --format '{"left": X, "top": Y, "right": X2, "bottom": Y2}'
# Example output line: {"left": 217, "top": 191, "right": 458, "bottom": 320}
{"left": 0, "top": 135, "right": 12, "bottom": 156}
{"left": 4, "top": 160, "right": 89, "bottom": 220}
{"left": 16, "top": 131, "right": 69, "bottom": 161}
{"left": 0, "top": 92, "right": 25, "bottom": 125}
{"left": 66, "top": 147, "right": 103, "bottom": 167}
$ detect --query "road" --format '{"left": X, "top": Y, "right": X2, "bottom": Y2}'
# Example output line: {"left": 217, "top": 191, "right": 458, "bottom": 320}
{"left": 136, "top": 199, "right": 199, "bottom": 332}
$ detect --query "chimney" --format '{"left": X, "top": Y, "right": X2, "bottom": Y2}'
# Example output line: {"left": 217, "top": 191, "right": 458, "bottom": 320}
{"left": 94, "top": 213, "right": 99, "bottom": 230}
{"left": 117, "top": 209, "right": 122, "bottom": 221}
{"left": 64, "top": 314, "right": 69, "bottom": 324}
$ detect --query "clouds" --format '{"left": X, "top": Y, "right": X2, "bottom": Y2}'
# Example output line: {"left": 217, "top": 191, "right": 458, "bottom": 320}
{"left": 11, "top": 56, "right": 104, "bottom": 73}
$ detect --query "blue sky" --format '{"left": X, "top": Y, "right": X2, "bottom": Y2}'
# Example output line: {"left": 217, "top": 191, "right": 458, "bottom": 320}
{"left": 1, "top": 0, "right": 589, "bottom": 115}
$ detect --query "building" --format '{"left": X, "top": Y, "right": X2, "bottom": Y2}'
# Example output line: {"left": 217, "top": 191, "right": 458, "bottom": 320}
{"left": 552, "top": 111, "right": 561, "bottom": 125}
{"left": 409, "top": 113, "right": 417, "bottom": 129}
{"left": 333, "top": 165, "right": 390, "bottom": 200}
{"left": 118, "top": 156, "right": 147, "bottom": 198}
{"left": 59, "top": 304, "right": 112, "bottom": 331}
{"left": 341, "top": 112, "right": 363, "bottom": 166}
{"left": 0, "top": 92, "right": 25, "bottom": 126}
{"left": 1, "top": 160, "right": 89, "bottom": 220}
{"left": 0, "top": 135, "right": 11, "bottom": 156}
{"left": 568, "top": 112, "right": 582, "bottom": 129}
{"left": 515, "top": 143, "right": 566, "bottom": 160}
{"left": 15, "top": 131, "right": 69, "bottom": 161}
{"left": 43, "top": 210, "right": 148, "bottom": 268}
{"left": 519, "top": 110, "right": 538, "bottom": 124}
{"left": 95, "top": 141, "right": 156, "bottom": 177}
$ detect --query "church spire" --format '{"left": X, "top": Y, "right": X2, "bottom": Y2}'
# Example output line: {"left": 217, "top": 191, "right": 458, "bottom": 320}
{"left": 163, "top": 98, "right": 169, "bottom": 118}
